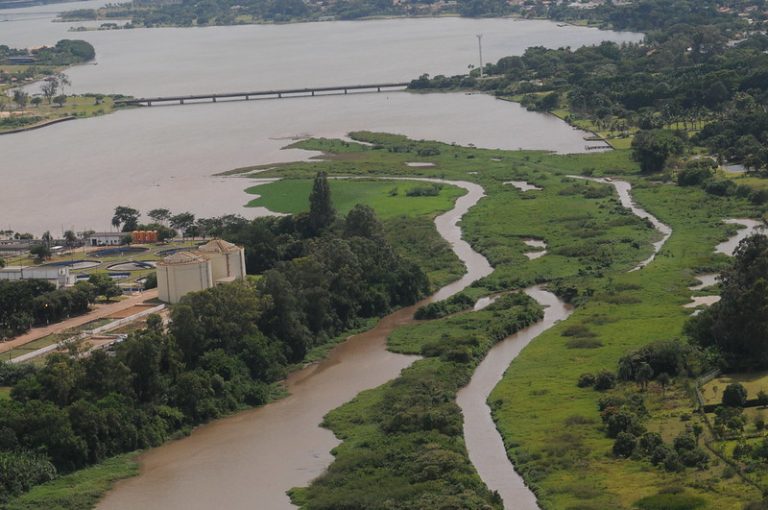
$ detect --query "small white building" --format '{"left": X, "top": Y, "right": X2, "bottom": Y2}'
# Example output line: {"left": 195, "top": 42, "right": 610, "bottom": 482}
{"left": 0, "top": 266, "right": 75, "bottom": 289}
{"left": 87, "top": 232, "right": 125, "bottom": 246}
{"left": 156, "top": 239, "right": 246, "bottom": 304}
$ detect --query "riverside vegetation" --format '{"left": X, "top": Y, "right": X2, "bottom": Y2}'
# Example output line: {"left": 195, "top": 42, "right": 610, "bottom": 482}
{"left": 0, "top": 172, "right": 442, "bottom": 507}
{"left": 223, "top": 131, "right": 767, "bottom": 509}
{"left": 0, "top": 41, "right": 122, "bottom": 134}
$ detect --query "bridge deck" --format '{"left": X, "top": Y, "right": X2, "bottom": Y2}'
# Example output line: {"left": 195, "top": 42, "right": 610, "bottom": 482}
{"left": 116, "top": 82, "right": 410, "bottom": 106}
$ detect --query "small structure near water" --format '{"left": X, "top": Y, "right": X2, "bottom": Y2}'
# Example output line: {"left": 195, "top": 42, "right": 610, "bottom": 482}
{"left": 156, "top": 239, "right": 246, "bottom": 304}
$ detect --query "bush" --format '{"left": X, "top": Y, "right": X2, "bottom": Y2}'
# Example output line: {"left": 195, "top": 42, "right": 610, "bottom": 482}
{"left": 577, "top": 373, "right": 596, "bottom": 388}
{"left": 722, "top": 383, "right": 748, "bottom": 407}
{"left": 613, "top": 431, "right": 637, "bottom": 457}
{"left": 677, "top": 160, "right": 716, "bottom": 186}
{"left": 635, "top": 492, "right": 706, "bottom": 510}
{"left": 593, "top": 370, "right": 616, "bottom": 391}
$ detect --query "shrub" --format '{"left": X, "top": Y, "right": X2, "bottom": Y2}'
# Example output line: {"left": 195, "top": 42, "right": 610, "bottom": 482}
{"left": 722, "top": 383, "right": 748, "bottom": 407}
{"left": 593, "top": 370, "right": 616, "bottom": 391}
{"left": 635, "top": 492, "right": 706, "bottom": 510}
{"left": 577, "top": 373, "right": 596, "bottom": 388}
{"left": 613, "top": 431, "right": 637, "bottom": 457}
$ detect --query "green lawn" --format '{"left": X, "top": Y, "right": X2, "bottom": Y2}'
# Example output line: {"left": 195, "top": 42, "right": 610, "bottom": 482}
{"left": 245, "top": 178, "right": 464, "bottom": 219}
{"left": 703, "top": 372, "right": 768, "bottom": 405}
{"left": 0, "top": 386, "right": 10, "bottom": 400}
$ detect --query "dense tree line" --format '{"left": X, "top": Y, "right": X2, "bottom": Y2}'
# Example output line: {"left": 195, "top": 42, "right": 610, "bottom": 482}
{"left": 0, "top": 173, "right": 430, "bottom": 500}
{"left": 686, "top": 234, "right": 768, "bottom": 370}
{"left": 0, "top": 280, "right": 94, "bottom": 339}
{"left": 0, "top": 40, "right": 95, "bottom": 66}
{"left": 410, "top": 1, "right": 768, "bottom": 172}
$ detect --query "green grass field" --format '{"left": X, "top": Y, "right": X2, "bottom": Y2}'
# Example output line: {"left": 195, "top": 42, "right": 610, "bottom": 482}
{"left": 250, "top": 132, "right": 766, "bottom": 509}
{"left": 245, "top": 178, "right": 464, "bottom": 219}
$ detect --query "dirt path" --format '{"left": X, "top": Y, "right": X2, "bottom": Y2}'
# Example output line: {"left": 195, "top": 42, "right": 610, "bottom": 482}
{"left": 0, "top": 289, "right": 158, "bottom": 354}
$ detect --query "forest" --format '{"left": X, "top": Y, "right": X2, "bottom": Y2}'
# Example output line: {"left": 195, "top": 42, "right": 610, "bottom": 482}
{"left": 409, "top": 0, "right": 768, "bottom": 172}
{"left": 0, "top": 172, "right": 429, "bottom": 502}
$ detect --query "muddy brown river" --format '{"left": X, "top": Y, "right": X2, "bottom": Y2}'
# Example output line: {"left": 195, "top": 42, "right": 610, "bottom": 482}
{"left": 97, "top": 179, "right": 492, "bottom": 510}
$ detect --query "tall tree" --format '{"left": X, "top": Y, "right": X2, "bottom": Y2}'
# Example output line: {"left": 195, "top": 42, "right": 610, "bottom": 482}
{"left": 686, "top": 234, "right": 768, "bottom": 369}
{"left": 147, "top": 208, "right": 171, "bottom": 224}
{"left": 111, "top": 206, "right": 140, "bottom": 232}
{"left": 308, "top": 171, "right": 335, "bottom": 233}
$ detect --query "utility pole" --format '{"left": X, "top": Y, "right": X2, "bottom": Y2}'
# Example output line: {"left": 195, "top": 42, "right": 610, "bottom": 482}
{"left": 476, "top": 34, "right": 484, "bottom": 78}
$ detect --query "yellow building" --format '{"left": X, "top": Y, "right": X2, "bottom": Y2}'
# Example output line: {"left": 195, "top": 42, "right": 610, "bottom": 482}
{"left": 156, "top": 239, "right": 246, "bottom": 304}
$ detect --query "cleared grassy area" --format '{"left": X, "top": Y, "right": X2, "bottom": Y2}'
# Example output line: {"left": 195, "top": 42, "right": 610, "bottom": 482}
{"left": 245, "top": 178, "right": 464, "bottom": 219}
{"left": 3, "top": 453, "right": 139, "bottom": 510}
{"left": 0, "top": 386, "right": 10, "bottom": 400}
{"left": 702, "top": 372, "right": 768, "bottom": 405}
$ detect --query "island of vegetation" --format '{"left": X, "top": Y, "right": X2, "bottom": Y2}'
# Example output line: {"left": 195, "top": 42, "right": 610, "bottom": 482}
{"left": 0, "top": 40, "right": 126, "bottom": 134}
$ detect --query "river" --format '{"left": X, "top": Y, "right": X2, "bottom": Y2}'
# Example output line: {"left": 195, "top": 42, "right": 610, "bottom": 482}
{"left": 1, "top": 9, "right": 641, "bottom": 235}
{"left": 97, "top": 179, "right": 492, "bottom": 510}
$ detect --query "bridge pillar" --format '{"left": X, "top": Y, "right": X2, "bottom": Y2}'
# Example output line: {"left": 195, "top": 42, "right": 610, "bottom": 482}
{"left": 180, "top": 99, "right": 184, "bottom": 105}
{"left": 344, "top": 89, "right": 348, "bottom": 94}
{"left": 147, "top": 101, "right": 152, "bottom": 107}
{"left": 311, "top": 90, "right": 315, "bottom": 96}
{"left": 378, "top": 86, "right": 381, "bottom": 92}
{"left": 245, "top": 95, "right": 249, "bottom": 101}
{"left": 278, "top": 93, "right": 282, "bottom": 98}
{"left": 212, "top": 96, "right": 217, "bottom": 103}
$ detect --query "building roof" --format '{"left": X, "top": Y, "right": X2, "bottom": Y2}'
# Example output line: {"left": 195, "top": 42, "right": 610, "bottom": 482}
{"left": 160, "top": 251, "right": 208, "bottom": 266}
{"left": 198, "top": 239, "right": 240, "bottom": 254}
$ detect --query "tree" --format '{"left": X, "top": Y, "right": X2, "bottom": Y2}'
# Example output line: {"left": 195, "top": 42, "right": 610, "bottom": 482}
{"left": 169, "top": 212, "right": 195, "bottom": 238}
{"left": 29, "top": 244, "right": 51, "bottom": 263}
{"left": 88, "top": 273, "right": 121, "bottom": 302}
{"left": 12, "top": 89, "right": 28, "bottom": 111}
{"left": 758, "top": 390, "right": 768, "bottom": 408}
{"left": 40, "top": 78, "right": 59, "bottom": 104}
{"left": 111, "top": 206, "right": 140, "bottom": 232}
{"left": 52, "top": 95, "right": 67, "bottom": 108}
{"left": 308, "top": 171, "right": 335, "bottom": 233}
{"left": 657, "top": 372, "right": 671, "bottom": 394}
{"left": 722, "top": 383, "right": 748, "bottom": 408}
{"left": 631, "top": 130, "right": 685, "bottom": 173}
{"left": 344, "top": 204, "right": 382, "bottom": 239}
{"left": 636, "top": 362, "right": 654, "bottom": 391}
{"left": 148, "top": 208, "right": 171, "bottom": 224}
{"left": 63, "top": 230, "right": 78, "bottom": 249}
{"left": 613, "top": 431, "right": 637, "bottom": 458}
{"left": 686, "top": 235, "right": 768, "bottom": 369}
{"left": 30, "top": 97, "right": 42, "bottom": 108}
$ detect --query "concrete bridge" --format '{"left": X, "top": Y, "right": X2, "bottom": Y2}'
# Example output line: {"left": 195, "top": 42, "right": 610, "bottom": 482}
{"left": 115, "top": 82, "right": 410, "bottom": 107}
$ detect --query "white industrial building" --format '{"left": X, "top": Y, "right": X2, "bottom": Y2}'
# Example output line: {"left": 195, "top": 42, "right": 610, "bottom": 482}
{"left": 156, "top": 239, "right": 246, "bottom": 304}
{"left": 0, "top": 266, "right": 75, "bottom": 289}
{"left": 86, "top": 232, "right": 125, "bottom": 246}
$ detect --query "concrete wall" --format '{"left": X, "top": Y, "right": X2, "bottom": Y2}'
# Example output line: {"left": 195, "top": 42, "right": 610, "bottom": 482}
{"left": 157, "top": 260, "right": 213, "bottom": 304}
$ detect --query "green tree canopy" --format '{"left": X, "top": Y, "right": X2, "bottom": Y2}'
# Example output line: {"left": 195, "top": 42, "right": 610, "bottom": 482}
{"left": 308, "top": 171, "right": 335, "bottom": 234}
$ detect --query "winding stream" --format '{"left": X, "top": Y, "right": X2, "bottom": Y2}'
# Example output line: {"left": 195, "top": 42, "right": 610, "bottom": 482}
{"left": 97, "top": 179, "right": 492, "bottom": 510}
{"left": 569, "top": 176, "right": 672, "bottom": 271}
{"left": 457, "top": 287, "right": 572, "bottom": 510}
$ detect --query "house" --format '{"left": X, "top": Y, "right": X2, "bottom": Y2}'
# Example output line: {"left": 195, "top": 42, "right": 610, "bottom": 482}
{"left": 156, "top": 239, "right": 246, "bottom": 304}
{"left": 86, "top": 232, "right": 125, "bottom": 246}
{"left": 0, "top": 265, "right": 75, "bottom": 288}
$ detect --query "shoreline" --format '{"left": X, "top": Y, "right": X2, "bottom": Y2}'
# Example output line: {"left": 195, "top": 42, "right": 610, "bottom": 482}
{"left": 0, "top": 114, "right": 76, "bottom": 135}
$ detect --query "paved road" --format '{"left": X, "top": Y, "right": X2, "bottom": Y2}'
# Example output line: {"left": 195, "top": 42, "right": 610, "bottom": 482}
{"left": 0, "top": 289, "right": 159, "bottom": 354}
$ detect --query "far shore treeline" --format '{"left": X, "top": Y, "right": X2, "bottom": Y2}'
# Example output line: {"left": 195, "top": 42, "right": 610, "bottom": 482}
{"left": 0, "top": 172, "right": 429, "bottom": 501}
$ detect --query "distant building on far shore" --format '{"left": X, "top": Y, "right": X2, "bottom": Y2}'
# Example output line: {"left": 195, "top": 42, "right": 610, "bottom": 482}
{"left": 86, "top": 232, "right": 125, "bottom": 246}
{"left": 156, "top": 239, "right": 246, "bottom": 304}
{"left": 0, "top": 266, "right": 75, "bottom": 289}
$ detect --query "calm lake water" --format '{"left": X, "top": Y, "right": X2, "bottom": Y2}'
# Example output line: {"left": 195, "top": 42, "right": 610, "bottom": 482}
{"left": 1, "top": 11, "right": 640, "bottom": 235}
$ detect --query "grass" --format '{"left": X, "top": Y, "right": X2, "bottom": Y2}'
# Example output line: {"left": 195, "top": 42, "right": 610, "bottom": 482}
{"left": 702, "top": 372, "right": 768, "bottom": 405}
{"left": 252, "top": 132, "right": 767, "bottom": 509}
{"left": 245, "top": 178, "right": 464, "bottom": 219}
{"left": 0, "top": 386, "right": 10, "bottom": 400}
{"left": 2, "top": 453, "right": 139, "bottom": 510}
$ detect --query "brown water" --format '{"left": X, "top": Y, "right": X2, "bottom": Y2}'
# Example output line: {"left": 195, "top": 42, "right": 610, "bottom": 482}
{"left": 715, "top": 219, "right": 767, "bottom": 255}
{"left": 569, "top": 176, "right": 672, "bottom": 271}
{"left": 457, "top": 287, "right": 572, "bottom": 510}
{"left": 97, "top": 179, "right": 492, "bottom": 510}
